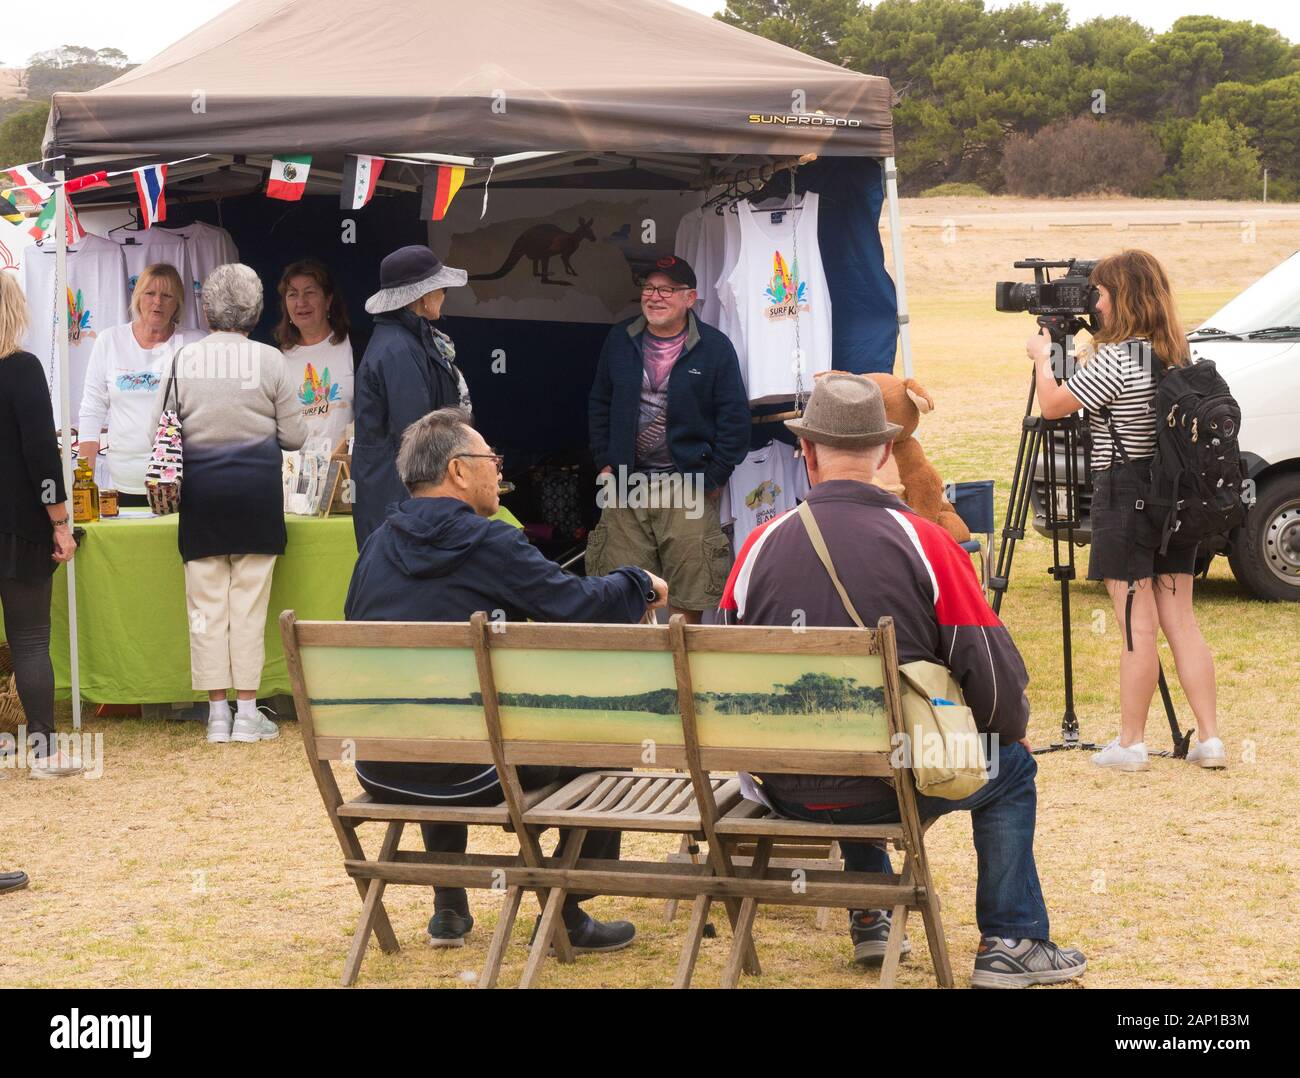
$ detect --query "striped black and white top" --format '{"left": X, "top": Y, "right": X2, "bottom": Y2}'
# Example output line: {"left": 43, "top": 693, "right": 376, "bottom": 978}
{"left": 1066, "top": 339, "right": 1159, "bottom": 469}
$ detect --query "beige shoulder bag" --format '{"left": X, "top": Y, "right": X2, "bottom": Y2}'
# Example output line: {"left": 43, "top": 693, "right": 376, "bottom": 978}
{"left": 796, "top": 501, "right": 988, "bottom": 800}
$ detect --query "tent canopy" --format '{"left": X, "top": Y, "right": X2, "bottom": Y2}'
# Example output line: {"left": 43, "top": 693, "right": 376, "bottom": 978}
{"left": 47, "top": 0, "right": 893, "bottom": 162}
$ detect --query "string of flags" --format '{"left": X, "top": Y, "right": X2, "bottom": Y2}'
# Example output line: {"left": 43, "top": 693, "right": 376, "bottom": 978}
{"left": 1, "top": 149, "right": 490, "bottom": 244}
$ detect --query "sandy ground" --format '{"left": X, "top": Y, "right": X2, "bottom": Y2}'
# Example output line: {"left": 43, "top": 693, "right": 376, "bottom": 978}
{"left": 3, "top": 195, "right": 1298, "bottom": 989}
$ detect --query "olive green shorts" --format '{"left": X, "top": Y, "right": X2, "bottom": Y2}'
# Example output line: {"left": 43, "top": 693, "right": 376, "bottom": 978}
{"left": 585, "top": 485, "right": 732, "bottom": 611}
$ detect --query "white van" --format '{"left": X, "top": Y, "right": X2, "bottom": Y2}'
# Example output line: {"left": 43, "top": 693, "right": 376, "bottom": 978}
{"left": 1031, "top": 251, "right": 1300, "bottom": 601}
{"left": 1189, "top": 251, "right": 1300, "bottom": 601}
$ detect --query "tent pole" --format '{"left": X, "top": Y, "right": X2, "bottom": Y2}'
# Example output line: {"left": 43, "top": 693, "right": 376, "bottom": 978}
{"left": 883, "top": 156, "right": 913, "bottom": 379}
{"left": 53, "top": 167, "right": 81, "bottom": 731}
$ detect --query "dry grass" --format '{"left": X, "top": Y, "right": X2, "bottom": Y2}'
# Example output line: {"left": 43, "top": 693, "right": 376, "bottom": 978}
{"left": 3, "top": 197, "right": 1298, "bottom": 989}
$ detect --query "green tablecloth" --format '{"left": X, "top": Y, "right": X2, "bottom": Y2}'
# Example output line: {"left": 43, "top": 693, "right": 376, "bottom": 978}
{"left": 4, "top": 505, "right": 521, "bottom": 704}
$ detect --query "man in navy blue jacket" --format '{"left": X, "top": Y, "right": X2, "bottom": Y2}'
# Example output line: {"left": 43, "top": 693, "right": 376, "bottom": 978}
{"left": 587, "top": 256, "right": 749, "bottom": 623}
{"left": 346, "top": 408, "right": 667, "bottom": 953}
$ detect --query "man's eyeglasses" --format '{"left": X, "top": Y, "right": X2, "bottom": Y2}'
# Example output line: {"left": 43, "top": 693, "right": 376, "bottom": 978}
{"left": 640, "top": 285, "right": 692, "bottom": 299}
{"left": 452, "top": 452, "right": 504, "bottom": 474}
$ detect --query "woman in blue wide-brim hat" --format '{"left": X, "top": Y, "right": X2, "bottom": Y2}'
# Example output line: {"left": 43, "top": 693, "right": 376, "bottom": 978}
{"left": 351, "top": 245, "right": 472, "bottom": 549}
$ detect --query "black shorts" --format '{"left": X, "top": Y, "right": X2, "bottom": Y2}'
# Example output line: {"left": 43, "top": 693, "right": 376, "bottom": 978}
{"left": 1088, "top": 461, "right": 1199, "bottom": 584}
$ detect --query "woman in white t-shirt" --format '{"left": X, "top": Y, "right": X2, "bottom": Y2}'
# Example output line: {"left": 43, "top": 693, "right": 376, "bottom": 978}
{"left": 275, "top": 260, "right": 355, "bottom": 454}
{"left": 78, "top": 263, "right": 192, "bottom": 506}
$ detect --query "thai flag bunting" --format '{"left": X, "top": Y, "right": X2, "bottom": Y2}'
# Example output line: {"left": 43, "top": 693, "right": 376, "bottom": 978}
{"left": 133, "top": 164, "right": 168, "bottom": 227}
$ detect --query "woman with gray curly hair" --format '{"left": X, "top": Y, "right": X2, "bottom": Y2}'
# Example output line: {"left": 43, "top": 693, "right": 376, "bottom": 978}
{"left": 152, "top": 263, "right": 307, "bottom": 745}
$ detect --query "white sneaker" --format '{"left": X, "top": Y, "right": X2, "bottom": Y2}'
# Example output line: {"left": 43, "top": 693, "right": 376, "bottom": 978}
{"left": 230, "top": 710, "right": 279, "bottom": 743}
{"left": 28, "top": 750, "right": 85, "bottom": 780}
{"left": 206, "top": 713, "right": 232, "bottom": 743}
{"left": 1091, "top": 737, "right": 1149, "bottom": 772}
{"left": 1186, "top": 737, "right": 1227, "bottom": 769}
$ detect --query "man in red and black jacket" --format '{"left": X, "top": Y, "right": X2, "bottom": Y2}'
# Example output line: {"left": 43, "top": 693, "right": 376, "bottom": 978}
{"left": 720, "top": 373, "right": 1085, "bottom": 989}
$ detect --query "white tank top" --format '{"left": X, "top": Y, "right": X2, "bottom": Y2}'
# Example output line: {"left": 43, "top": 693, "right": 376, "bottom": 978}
{"left": 726, "top": 191, "right": 832, "bottom": 404}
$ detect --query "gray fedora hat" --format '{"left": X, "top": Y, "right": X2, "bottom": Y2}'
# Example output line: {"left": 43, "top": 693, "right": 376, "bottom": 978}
{"left": 365, "top": 245, "right": 468, "bottom": 314}
{"left": 785, "top": 372, "right": 902, "bottom": 448}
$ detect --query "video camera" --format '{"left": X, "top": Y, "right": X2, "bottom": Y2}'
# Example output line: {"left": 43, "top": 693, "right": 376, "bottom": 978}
{"left": 995, "top": 258, "right": 1099, "bottom": 319}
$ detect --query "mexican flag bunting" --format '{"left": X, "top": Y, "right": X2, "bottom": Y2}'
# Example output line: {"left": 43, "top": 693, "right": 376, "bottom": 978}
{"left": 340, "top": 154, "right": 385, "bottom": 210}
{"left": 421, "top": 164, "right": 465, "bottom": 221}
{"left": 267, "top": 155, "right": 312, "bottom": 201}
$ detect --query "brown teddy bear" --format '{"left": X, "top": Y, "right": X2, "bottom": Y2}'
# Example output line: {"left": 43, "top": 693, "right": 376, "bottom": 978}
{"left": 865, "top": 373, "right": 970, "bottom": 544}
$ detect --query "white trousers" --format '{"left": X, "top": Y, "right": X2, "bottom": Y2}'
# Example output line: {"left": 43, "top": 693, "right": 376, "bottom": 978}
{"left": 182, "top": 554, "right": 278, "bottom": 692}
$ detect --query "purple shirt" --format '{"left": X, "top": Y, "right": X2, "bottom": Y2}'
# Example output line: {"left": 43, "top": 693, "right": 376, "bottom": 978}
{"left": 634, "top": 326, "right": 687, "bottom": 470}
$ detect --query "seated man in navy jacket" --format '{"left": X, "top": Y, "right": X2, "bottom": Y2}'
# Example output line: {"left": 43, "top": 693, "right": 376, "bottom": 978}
{"left": 346, "top": 407, "right": 667, "bottom": 952}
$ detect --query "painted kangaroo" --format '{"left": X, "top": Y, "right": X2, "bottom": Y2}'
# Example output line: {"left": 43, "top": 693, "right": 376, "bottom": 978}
{"left": 470, "top": 217, "right": 596, "bottom": 283}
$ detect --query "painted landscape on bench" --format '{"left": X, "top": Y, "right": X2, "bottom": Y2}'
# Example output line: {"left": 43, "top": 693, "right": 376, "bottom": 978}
{"left": 301, "top": 646, "right": 890, "bottom": 752}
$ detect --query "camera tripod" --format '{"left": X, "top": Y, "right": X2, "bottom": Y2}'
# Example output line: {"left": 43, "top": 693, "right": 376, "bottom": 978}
{"left": 988, "top": 319, "right": 1190, "bottom": 757}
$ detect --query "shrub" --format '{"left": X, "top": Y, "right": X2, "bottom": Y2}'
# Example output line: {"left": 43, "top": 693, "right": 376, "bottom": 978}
{"left": 918, "top": 182, "right": 990, "bottom": 198}
{"left": 1001, "top": 115, "right": 1166, "bottom": 196}
{"left": 1176, "top": 118, "right": 1262, "bottom": 199}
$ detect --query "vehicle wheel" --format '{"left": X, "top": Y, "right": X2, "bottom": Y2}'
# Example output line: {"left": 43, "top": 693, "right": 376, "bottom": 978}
{"left": 1228, "top": 472, "right": 1300, "bottom": 601}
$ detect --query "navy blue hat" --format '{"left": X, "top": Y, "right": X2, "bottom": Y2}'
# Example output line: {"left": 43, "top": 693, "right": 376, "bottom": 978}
{"left": 365, "top": 245, "right": 467, "bottom": 314}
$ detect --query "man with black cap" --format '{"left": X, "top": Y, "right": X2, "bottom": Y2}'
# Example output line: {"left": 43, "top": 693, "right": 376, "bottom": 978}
{"left": 352, "top": 245, "right": 473, "bottom": 548}
{"left": 587, "top": 255, "right": 749, "bottom": 621}
{"left": 719, "top": 372, "right": 1087, "bottom": 989}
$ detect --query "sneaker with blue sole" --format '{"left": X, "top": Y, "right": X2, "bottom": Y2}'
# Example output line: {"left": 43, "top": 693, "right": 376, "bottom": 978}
{"left": 971, "top": 937, "right": 1087, "bottom": 989}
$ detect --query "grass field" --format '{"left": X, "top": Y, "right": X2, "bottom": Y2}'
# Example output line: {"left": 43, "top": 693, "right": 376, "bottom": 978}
{"left": 3, "top": 197, "right": 1298, "bottom": 989}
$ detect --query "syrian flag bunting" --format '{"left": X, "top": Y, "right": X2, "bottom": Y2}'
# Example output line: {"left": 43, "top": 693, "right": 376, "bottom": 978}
{"left": 133, "top": 164, "right": 167, "bottom": 226}
{"left": 267, "top": 155, "right": 312, "bottom": 201}
{"left": 340, "top": 154, "right": 385, "bottom": 210}
{"left": 421, "top": 165, "right": 465, "bottom": 221}
{"left": 1, "top": 164, "right": 53, "bottom": 210}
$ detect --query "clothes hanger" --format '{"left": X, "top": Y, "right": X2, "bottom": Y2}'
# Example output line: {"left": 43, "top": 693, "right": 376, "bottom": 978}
{"left": 108, "top": 207, "right": 143, "bottom": 243}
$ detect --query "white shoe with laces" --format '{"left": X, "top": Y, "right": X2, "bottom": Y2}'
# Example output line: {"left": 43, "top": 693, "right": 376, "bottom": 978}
{"left": 28, "top": 749, "right": 84, "bottom": 779}
{"left": 1186, "top": 737, "right": 1227, "bottom": 769}
{"left": 207, "top": 712, "right": 232, "bottom": 743}
{"left": 1091, "top": 737, "right": 1149, "bottom": 772}
{"left": 231, "top": 707, "right": 279, "bottom": 743}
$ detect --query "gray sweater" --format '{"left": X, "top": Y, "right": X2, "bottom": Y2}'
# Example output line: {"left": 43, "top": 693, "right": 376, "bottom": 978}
{"left": 154, "top": 332, "right": 307, "bottom": 561}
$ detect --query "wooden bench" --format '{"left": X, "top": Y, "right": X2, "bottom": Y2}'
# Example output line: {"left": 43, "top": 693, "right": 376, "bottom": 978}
{"left": 280, "top": 610, "right": 953, "bottom": 988}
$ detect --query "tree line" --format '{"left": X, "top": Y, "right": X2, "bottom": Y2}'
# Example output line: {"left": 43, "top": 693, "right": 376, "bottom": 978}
{"left": 720, "top": 1, "right": 1299, "bottom": 199}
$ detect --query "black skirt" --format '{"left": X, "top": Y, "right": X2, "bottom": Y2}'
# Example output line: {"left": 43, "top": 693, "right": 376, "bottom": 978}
{"left": 1088, "top": 461, "right": 1199, "bottom": 583}
{"left": 0, "top": 530, "right": 56, "bottom": 581}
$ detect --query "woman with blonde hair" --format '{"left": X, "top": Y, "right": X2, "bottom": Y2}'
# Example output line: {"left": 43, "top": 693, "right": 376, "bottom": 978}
{"left": 78, "top": 262, "right": 193, "bottom": 506}
{"left": 0, "top": 271, "right": 81, "bottom": 777}
{"left": 1028, "top": 249, "right": 1224, "bottom": 772}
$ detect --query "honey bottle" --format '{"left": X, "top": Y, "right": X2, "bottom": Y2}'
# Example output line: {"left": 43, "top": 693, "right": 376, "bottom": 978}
{"left": 72, "top": 457, "right": 100, "bottom": 523}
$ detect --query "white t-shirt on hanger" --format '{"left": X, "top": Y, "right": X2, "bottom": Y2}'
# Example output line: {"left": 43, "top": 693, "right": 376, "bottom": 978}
{"left": 18, "top": 234, "right": 130, "bottom": 421}
{"left": 284, "top": 336, "right": 355, "bottom": 454}
{"left": 726, "top": 191, "right": 832, "bottom": 404}
{"left": 114, "top": 229, "right": 196, "bottom": 328}
{"left": 77, "top": 322, "right": 194, "bottom": 494}
{"left": 161, "top": 221, "right": 239, "bottom": 330}
{"left": 714, "top": 208, "right": 744, "bottom": 357}
{"left": 720, "top": 441, "right": 811, "bottom": 553}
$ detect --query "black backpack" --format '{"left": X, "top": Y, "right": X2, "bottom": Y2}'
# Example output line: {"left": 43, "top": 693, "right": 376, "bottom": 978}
{"left": 1103, "top": 356, "right": 1249, "bottom": 555}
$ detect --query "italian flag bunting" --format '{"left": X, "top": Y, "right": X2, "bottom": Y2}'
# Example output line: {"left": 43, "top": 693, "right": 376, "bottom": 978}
{"left": 421, "top": 164, "right": 465, "bottom": 221}
{"left": 267, "top": 155, "right": 312, "bottom": 201}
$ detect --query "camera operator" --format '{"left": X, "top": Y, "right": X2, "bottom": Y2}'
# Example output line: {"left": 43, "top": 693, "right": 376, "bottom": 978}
{"left": 1027, "top": 249, "right": 1225, "bottom": 773}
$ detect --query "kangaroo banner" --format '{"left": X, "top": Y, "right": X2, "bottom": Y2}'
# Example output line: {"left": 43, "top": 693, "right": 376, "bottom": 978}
{"left": 432, "top": 188, "right": 694, "bottom": 324}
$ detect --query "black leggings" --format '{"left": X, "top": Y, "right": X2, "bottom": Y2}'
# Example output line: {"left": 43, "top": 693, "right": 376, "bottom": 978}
{"left": 0, "top": 574, "right": 56, "bottom": 755}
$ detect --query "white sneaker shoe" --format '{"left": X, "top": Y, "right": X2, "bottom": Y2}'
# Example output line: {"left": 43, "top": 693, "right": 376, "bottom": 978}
{"left": 28, "top": 750, "right": 85, "bottom": 780}
{"left": 206, "top": 713, "right": 232, "bottom": 743}
{"left": 230, "top": 709, "right": 279, "bottom": 743}
{"left": 1186, "top": 737, "right": 1227, "bottom": 769}
{"left": 1091, "top": 737, "right": 1149, "bottom": 772}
